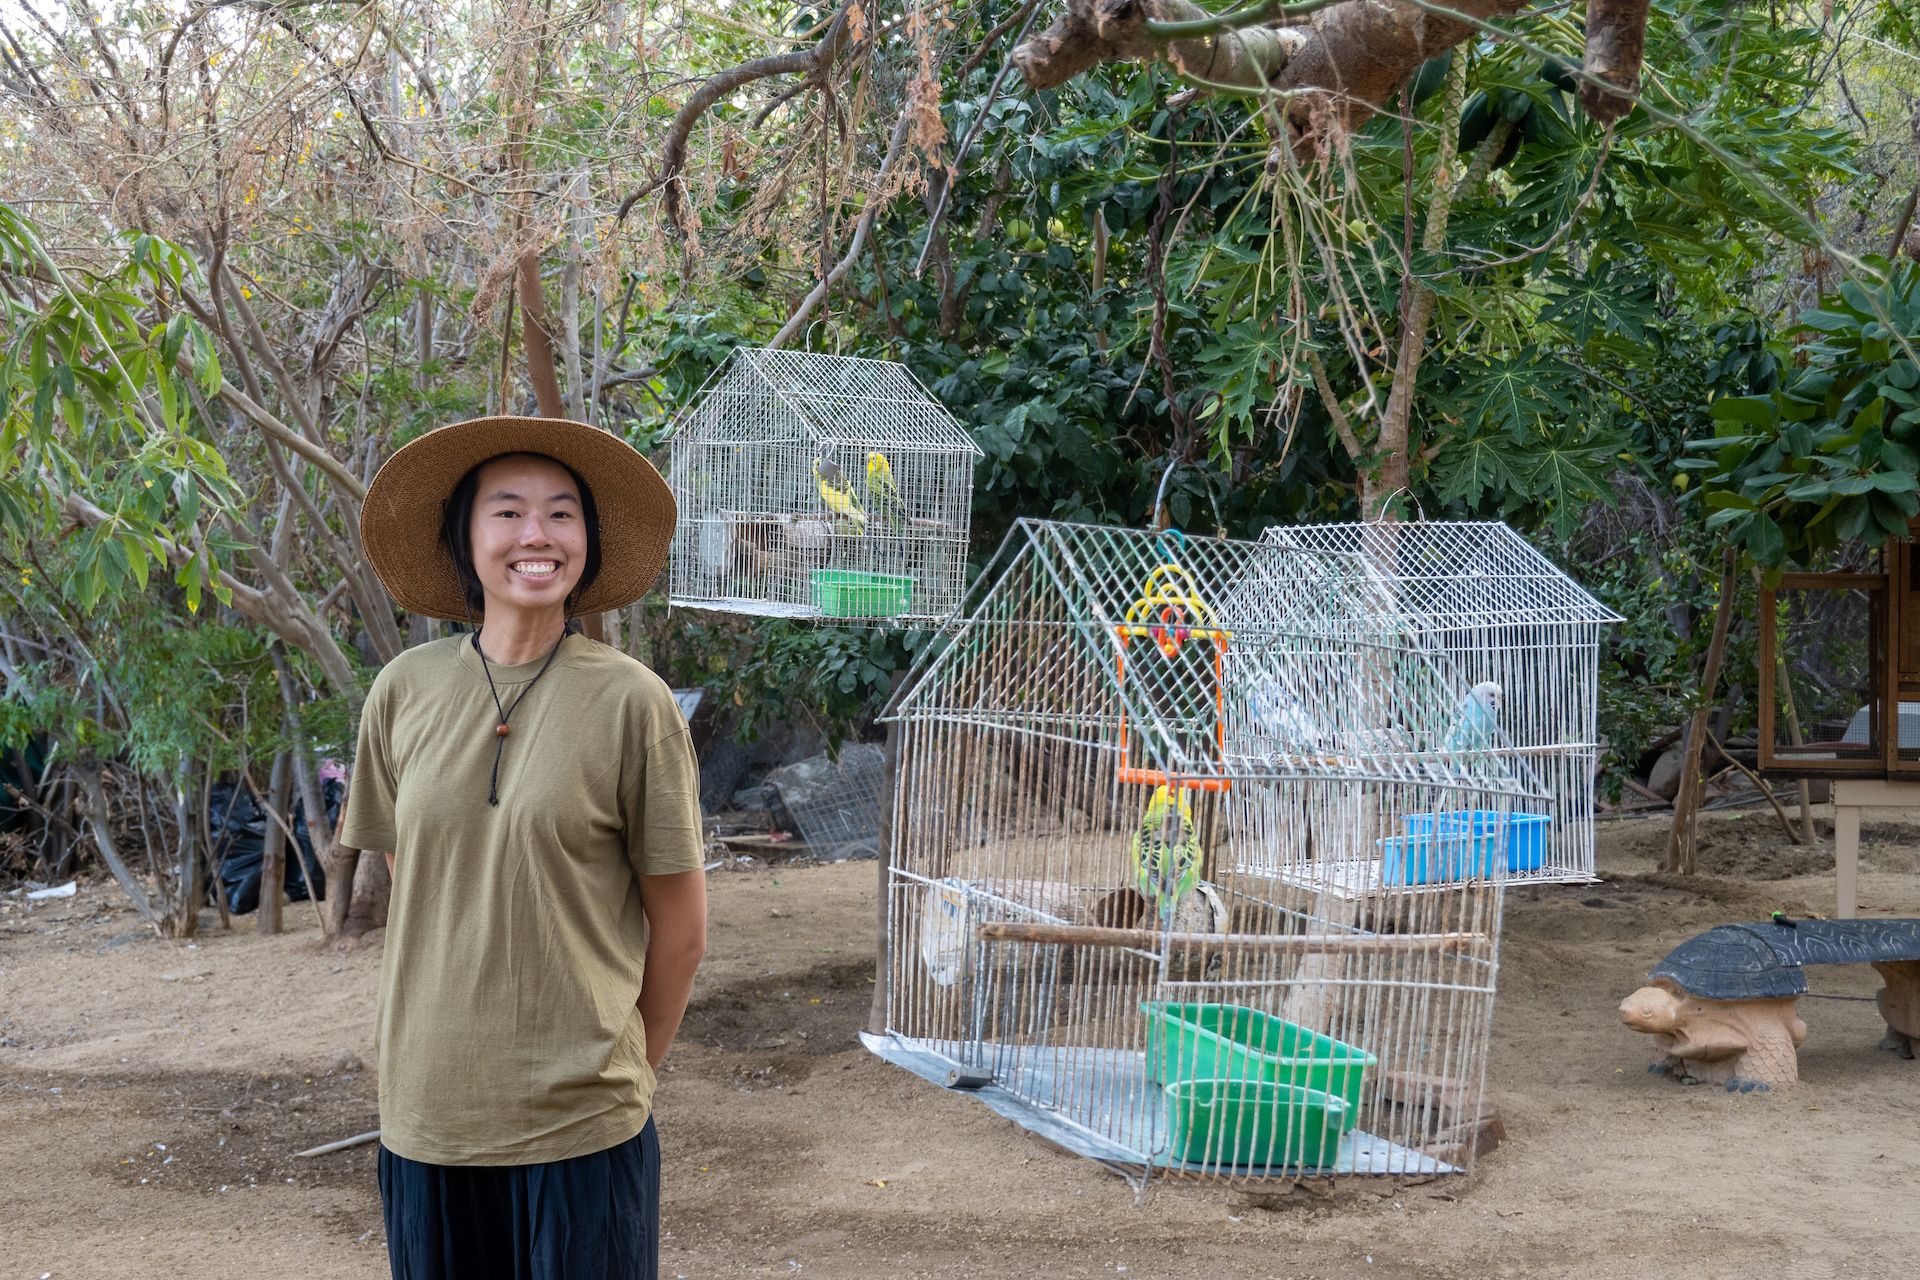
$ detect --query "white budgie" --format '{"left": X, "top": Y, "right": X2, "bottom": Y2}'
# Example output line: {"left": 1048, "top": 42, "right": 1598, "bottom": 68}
{"left": 1443, "top": 681, "right": 1503, "bottom": 754}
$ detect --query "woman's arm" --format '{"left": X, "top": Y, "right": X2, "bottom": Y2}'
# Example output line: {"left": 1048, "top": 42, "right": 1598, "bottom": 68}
{"left": 637, "top": 868, "right": 708, "bottom": 1069}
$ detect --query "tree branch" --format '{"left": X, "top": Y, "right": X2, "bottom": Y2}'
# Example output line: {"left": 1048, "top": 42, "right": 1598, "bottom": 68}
{"left": 1306, "top": 349, "right": 1364, "bottom": 462}
{"left": 1013, "top": 0, "right": 1531, "bottom": 145}
{"left": 179, "top": 351, "right": 367, "bottom": 503}
{"left": 623, "top": 7, "right": 854, "bottom": 234}
{"left": 768, "top": 113, "right": 913, "bottom": 349}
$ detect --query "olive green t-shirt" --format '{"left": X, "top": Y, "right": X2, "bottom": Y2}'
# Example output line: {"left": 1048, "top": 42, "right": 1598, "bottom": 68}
{"left": 341, "top": 632, "right": 703, "bottom": 1166}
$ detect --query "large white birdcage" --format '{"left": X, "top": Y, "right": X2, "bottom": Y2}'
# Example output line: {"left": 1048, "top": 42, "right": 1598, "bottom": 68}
{"left": 664, "top": 348, "right": 982, "bottom": 625}
{"left": 1263, "top": 521, "right": 1621, "bottom": 884}
{"left": 862, "top": 520, "right": 1544, "bottom": 1189}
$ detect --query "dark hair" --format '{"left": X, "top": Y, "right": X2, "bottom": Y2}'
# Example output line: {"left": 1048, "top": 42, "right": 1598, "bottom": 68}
{"left": 439, "top": 453, "right": 602, "bottom": 617}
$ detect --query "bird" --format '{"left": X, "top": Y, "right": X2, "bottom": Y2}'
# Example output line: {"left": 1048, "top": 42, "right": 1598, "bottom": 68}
{"left": 1442, "top": 681, "right": 1503, "bottom": 755}
{"left": 814, "top": 457, "right": 866, "bottom": 532}
{"left": 1127, "top": 784, "right": 1204, "bottom": 924}
{"left": 727, "top": 519, "right": 776, "bottom": 584}
{"left": 1248, "top": 670, "right": 1320, "bottom": 751}
{"left": 865, "top": 450, "right": 908, "bottom": 533}
{"left": 778, "top": 515, "right": 836, "bottom": 552}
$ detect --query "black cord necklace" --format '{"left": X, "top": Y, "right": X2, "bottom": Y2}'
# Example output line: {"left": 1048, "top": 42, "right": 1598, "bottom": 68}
{"left": 474, "top": 626, "right": 569, "bottom": 806}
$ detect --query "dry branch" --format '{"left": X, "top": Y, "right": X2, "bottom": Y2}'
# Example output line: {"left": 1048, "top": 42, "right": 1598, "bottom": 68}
{"left": 626, "top": 7, "right": 856, "bottom": 237}
{"left": 769, "top": 114, "right": 914, "bottom": 349}
{"left": 292, "top": 1129, "right": 380, "bottom": 1158}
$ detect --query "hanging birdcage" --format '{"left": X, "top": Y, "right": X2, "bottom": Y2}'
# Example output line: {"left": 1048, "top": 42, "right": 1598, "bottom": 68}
{"left": 863, "top": 520, "right": 1545, "bottom": 1189}
{"left": 1263, "top": 521, "right": 1621, "bottom": 884}
{"left": 663, "top": 348, "right": 981, "bottom": 625}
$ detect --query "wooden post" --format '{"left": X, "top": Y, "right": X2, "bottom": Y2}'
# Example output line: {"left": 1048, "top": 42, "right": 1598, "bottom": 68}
{"left": 1667, "top": 548, "right": 1740, "bottom": 875}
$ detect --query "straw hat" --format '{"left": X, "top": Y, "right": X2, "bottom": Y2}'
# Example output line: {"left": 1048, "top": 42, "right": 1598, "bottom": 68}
{"left": 360, "top": 415, "right": 675, "bottom": 621}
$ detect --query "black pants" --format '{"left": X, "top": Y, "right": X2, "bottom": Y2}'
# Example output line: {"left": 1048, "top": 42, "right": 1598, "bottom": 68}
{"left": 377, "top": 1120, "right": 660, "bottom": 1280}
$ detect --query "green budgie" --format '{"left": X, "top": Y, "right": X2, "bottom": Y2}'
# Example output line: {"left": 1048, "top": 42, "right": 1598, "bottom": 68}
{"left": 1128, "top": 784, "right": 1203, "bottom": 923}
{"left": 865, "top": 450, "right": 909, "bottom": 533}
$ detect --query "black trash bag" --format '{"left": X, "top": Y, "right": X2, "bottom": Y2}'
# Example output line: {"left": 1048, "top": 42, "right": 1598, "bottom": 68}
{"left": 213, "top": 778, "right": 341, "bottom": 913}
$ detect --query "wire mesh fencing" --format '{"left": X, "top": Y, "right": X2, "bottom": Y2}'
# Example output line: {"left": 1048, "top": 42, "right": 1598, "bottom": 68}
{"left": 768, "top": 743, "right": 888, "bottom": 856}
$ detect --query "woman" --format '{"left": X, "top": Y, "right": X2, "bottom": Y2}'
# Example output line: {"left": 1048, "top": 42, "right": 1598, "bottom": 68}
{"left": 343, "top": 414, "right": 707, "bottom": 1280}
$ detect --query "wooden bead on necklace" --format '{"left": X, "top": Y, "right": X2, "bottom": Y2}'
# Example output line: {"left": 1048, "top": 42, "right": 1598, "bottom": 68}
{"left": 495, "top": 723, "right": 511, "bottom": 738}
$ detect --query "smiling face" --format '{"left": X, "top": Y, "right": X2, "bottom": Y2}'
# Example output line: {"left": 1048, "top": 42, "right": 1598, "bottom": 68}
{"left": 464, "top": 454, "right": 589, "bottom": 624}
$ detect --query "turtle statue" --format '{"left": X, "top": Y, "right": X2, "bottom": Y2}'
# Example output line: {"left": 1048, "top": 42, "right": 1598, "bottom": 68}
{"left": 1620, "top": 918, "right": 1920, "bottom": 1092}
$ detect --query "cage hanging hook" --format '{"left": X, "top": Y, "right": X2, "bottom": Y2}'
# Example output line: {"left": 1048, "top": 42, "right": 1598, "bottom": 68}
{"left": 1367, "top": 486, "right": 1424, "bottom": 523}
{"left": 802, "top": 316, "right": 838, "bottom": 354}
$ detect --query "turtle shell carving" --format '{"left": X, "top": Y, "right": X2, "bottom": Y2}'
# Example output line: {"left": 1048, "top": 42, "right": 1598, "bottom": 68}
{"left": 1649, "top": 919, "right": 1920, "bottom": 1001}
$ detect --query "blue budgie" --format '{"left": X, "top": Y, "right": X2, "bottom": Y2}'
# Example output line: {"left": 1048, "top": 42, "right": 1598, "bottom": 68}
{"left": 1249, "top": 672, "right": 1320, "bottom": 750}
{"left": 1442, "top": 681, "right": 1503, "bottom": 754}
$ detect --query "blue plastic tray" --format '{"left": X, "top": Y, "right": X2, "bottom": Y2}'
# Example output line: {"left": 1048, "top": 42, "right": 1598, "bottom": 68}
{"left": 1405, "top": 810, "right": 1549, "bottom": 872}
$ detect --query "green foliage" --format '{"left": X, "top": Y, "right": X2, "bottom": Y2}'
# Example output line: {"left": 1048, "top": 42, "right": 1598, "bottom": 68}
{"left": 647, "top": 604, "right": 917, "bottom": 746}
{"left": 1574, "top": 526, "right": 1759, "bottom": 793}
{"left": 0, "top": 544, "right": 359, "bottom": 779}
{"left": 0, "top": 203, "right": 238, "bottom": 613}
{"left": 1680, "top": 261, "right": 1920, "bottom": 566}
{"left": 641, "top": 0, "right": 1884, "bottom": 738}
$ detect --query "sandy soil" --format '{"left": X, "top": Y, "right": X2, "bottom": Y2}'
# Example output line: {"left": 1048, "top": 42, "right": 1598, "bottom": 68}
{"left": 3, "top": 809, "right": 1918, "bottom": 1280}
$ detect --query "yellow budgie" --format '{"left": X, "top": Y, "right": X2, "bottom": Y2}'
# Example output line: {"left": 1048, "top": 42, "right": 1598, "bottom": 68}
{"left": 1128, "top": 784, "right": 1203, "bottom": 923}
{"left": 814, "top": 457, "right": 866, "bottom": 531}
{"left": 865, "top": 450, "right": 908, "bottom": 533}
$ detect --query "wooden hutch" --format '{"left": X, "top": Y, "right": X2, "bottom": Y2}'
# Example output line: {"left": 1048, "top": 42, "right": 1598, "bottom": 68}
{"left": 1758, "top": 523, "right": 1920, "bottom": 915}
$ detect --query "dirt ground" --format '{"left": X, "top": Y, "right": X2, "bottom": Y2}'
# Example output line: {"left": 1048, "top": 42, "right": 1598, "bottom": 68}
{"left": 4, "top": 810, "right": 1918, "bottom": 1280}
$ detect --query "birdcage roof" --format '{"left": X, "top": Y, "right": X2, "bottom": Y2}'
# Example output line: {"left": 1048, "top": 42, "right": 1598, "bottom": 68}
{"left": 665, "top": 347, "right": 982, "bottom": 454}
{"left": 1261, "top": 521, "right": 1622, "bottom": 633}
{"left": 892, "top": 520, "right": 1547, "bottom": 798}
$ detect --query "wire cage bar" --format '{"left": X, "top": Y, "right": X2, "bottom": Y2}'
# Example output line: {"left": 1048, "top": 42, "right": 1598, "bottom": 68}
{"left": 870, "top": 520, "right": 1539, "bottom": 1189}
{"left": 664, "top": 348, "right": 982, "bottom": 625}
{"left": 769, "top": 743, "right": 887, "bottom": 856}
{"left": 1262, "top": 522, "right": 1621, "bottom": 884}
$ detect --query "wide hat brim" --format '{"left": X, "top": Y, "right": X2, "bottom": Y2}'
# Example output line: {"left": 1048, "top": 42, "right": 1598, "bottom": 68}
{"left": 360, "top": 415, "right": 675, "bottom": 621}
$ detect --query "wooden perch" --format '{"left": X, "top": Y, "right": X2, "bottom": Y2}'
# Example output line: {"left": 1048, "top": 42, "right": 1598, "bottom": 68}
{"left": 974, "top": 921, "right": 1485, "bottom": 954}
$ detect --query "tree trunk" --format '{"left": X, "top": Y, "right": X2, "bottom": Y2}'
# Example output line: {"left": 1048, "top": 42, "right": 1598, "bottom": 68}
{"left": 1665, "top": 548, "right": 1740, "bottom": 874}
{"left": 1360, "top": 58, "right": 1479, "bottom": 519}
{"left": 287, "top": 745, "right": 329, "bottom": 922}
{"left": 324, "top": 804, "right": 359, "bottom": 941}
{"left": 259, "top": 750, "right": 292, "bottom": 935}
{"left": 1581, "top": 0, "right": 1651, "bottom": 124}
{"left": 343, "top": 849, "right": 392, "bottom": 941}
{"left": 73, "top": 760, "right": 158, "bottom": 927}
{"left": 517, "top": 248, "right": 566, "bottom": 419}
{"left": 169, "top": 754, "right": 200, "bottom": 939}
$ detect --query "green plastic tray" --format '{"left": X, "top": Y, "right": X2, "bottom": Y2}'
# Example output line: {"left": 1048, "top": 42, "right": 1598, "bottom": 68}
{"left": 1142, "top": 1001, "right": 1376, "bottom": 1130}
{"left": 810, "top": 569, "right": 915, "bottom": 617}
{"left": 1164, "top": 1079, "right": 1347, "bottom": 1169}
